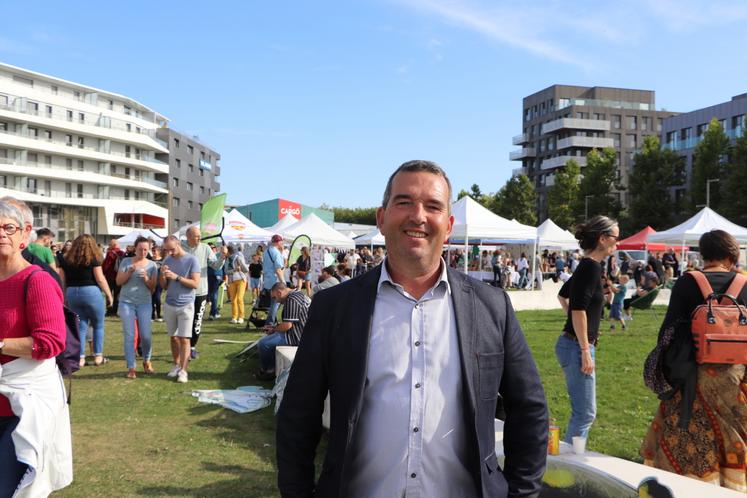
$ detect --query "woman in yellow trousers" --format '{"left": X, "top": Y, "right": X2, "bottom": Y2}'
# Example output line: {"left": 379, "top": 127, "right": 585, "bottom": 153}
{"left": 226, "top": 246, "right": 248, "bottom": 324}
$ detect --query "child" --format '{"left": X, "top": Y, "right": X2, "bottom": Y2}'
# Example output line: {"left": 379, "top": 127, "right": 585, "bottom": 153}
{"left": 610, "top": 274, "right": 628, "bottom": 332}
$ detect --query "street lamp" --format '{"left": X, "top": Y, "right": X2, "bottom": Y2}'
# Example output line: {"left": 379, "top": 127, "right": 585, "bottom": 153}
{"left": 584, "top": 195, "right": 593, "bottom": 220}
{"left": 706, "top": 178, "right": 720, "bottom": 208}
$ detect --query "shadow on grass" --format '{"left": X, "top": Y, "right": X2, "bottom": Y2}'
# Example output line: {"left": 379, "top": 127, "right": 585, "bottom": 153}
{"left": 138, "top": 461, "right": 278, "bottom": 497}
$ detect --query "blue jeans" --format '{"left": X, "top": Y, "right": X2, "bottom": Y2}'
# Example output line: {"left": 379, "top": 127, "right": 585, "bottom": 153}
{"left": 67, "top": 285, "right": 105, "bottom": 357}
{"left": 207, "top": 278, "right": 221, "bottom": 318}
{"left": 258, "top": 332, "right": 286, "bottom": 371}
{"left": 119, "top": 302, "right": 153, "bottom": 368}
{"left": 518, "top": 268, "right": 529, "bottom": 288}
{"left": 0, "top": 416, "right": 27, "bottom": 497}
{"left": 264, "top": 297, "right": 280, "bottom": 327}
{"left": 555, "top": 334, "right": 596, "bottom": 443}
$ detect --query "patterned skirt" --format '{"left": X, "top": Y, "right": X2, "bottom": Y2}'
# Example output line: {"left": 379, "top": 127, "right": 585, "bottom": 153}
{"left": 640, "top": 364, "right": 747, "bottom": 492}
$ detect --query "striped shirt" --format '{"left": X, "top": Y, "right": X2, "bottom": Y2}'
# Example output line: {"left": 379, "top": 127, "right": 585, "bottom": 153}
{"left": 282, "top": 290, "right": 311, "bottom": 346}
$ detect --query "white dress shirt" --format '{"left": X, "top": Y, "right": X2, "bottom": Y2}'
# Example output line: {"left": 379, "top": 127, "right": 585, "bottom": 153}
{"left": 347, "top": 260, "right": 476, "bottom": 498}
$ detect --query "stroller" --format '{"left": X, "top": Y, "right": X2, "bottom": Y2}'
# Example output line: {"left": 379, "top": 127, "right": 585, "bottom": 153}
{"left": 247, "top": 288, "right": 272, "bottom": 329}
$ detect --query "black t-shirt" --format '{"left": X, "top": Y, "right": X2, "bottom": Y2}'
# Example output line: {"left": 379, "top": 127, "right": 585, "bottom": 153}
{"left": 59, "top": 257, "right": 101, "bottom": 287}
{"left": 296, "top": 255, "right": 310, "bottom": 272}
{"left": 563, "top": 258, "right": 604, "bottom": 344}
{"left": 249, "top": 263, "right": 263, "bottom": 279}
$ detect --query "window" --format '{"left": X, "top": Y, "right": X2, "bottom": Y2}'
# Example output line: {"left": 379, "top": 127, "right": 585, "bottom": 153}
{"left": 12, "top": 75, "right": 33, "bottom": 87}
{"left": 696, "top": 123, "right": 708, "bottom": 136}
{"left": 627, "top": 116, "right": 637, "bottom": 130}
{"left": 174, "top": 219, "right": 180, "bottom": 228}
{"left": 124, "top": 189, "right": 130, "bottom": 200}
{"left": 175, "top": 159, "right": 181, "bottom": 168}
{"left": 74, "top": 91, "right": 81, "bottom": 100}
{"left": 627, "top": 134, "right": 637, "bottom": 148}
{"left": 719, "top": 119, "right": 727, "bottom": 130}
{"left": 45, "top": 105, "right": 52, "bottom": 117}
{"left": 125, "top": 145, "right": 131, "bottom": 158}
{"left": 78, "top": 160, "right": 84, "bottom": 171}
{"left": 44, "top": 155, "right": 51, "bottom": 164}
{"left": 612, "top": 133, "right": 621, "bottom": 148}
{"left": 77, "top": 184, "right": 83, "bottom": 198}
{"left": 65, "top": 134, "right": 73, "bottom": 146}
{"left": 174, "top": 138, "right": 180, "bottom": 148}
{"left": 172, "top": 178, "right": 179, "bottom": 188}
{"left": 593, "top": 113, "right": 605, "bottom": 120}
{"left": 188, "top": 200, "right": 193, "bottom": 209}
{"left": 77, "top": 136, "right": 84, "bottom": 149}
{"left": 199, "top": 203, "right": 203, "bottom": 210}
{"left": 51, "top": 85, "right": 58, "bottom": 95}
{"left": 612, "top": 115, "right": 621, "bottom": 129}
{"left": 28, "top": 127, "right": 38, "bottom": 138}
{"left": 27, "top": 153, "right": 37, "bottom": 163}
{"left": 66, "top": 110, "right": 73, "bottom": 122}
{"left": 641, "top": 116, "right": 650, "bottom": 131}
{"left": 126, "top": 123, "right": 132, "bottom": 132}
{"left": 680, "top": 127, "right": 692, "bottom": 141}
{"left": 45, "top": 130, "right": 52, "bottom": 140}
{"left": 733, "top": 115, "right": 745, "bottom": 135}
{"left": 66, "top": 158, "right": 73, "bottom": 170}
{"left": 189, "top": 163, "right": 194, "bottom": 173}
{"left": 65, "top": 183, "right": 72, "bottom": 197}
{"left": 187, "top": 182, "right": 193, "bottom": 191}
{"left": 78, "top": 112, "right": 85, "bottom": 124}
{"left": 173, "top": 197, "right": 180, "bottom": 208}
{"left": 199, "top": 169, "right": 204, "bottom": 177}
{"left": 26, "top": 178, "right": 37, "bottom": 193}
{"left": 124, "top": 105, "right": 131, "bottom": 116}
{"left": 657, "top": 118, "right": 663, "bottom": 132}
{"left": 108, "top": 99, "right": 114, "bottom": 110}
{"left": 0, "top": 175, "right": 6, "bottom": 187}
{"left": 200, "top": 186, "right": 205, "bottom": 194}
{"left": 188, "top": 145, "right": 194, "bottom": 155}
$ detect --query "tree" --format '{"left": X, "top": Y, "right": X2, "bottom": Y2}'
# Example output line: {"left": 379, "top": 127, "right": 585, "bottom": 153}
{"left": 627, "top": 135, "right": 685, "bottom": 231}
{"left": 573, "top": 148, "right": 621, "bottom": 221}
{"left": 492, "top": 174, "right": 537, "bottom": 225}
{"left": 547, "top": 159, "right": 581, "bottom": 230}
{"left": 457, "top": 183, "right": 487, "bottom": 205}
{"left": 331, "top": 206, "right": 377, "bottom": 225}
{"left": 721, "top": 127, "right": 747, "bottom": 225}
{"left": 690, "top": 117, "right": 730, "bottom": 211}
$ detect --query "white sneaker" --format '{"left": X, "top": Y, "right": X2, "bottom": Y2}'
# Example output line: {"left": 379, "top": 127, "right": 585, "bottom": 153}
{"left": 229, "top": 318, "right": 238, "bottom": 324}
{"left": 215, "top": 314, "right": 221, "bottom": 319}
{"left": 167, "top": 364, "right": 181, "bottom": 378}
{"left": 176, "top": 370, "right": 188, "bottom": 383}
{"left": 237, "top": 318, "right": 244, "bottom": 324}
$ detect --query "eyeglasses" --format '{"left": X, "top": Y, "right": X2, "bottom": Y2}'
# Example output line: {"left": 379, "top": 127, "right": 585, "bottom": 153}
{"left": 0, "top": 224, "right": 22, "bottom": 235}
{"left": 605, "top": 233, "right": 620, "bottom": 241}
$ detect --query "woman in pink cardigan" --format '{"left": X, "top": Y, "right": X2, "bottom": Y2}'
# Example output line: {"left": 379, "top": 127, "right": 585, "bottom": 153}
{"left": 0, "top": 199, "right": 71, "bottom": 496}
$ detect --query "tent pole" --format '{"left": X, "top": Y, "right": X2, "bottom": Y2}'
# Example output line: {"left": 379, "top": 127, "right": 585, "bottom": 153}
{"left": 531, "top": 239, "right": 537, "bottom": 290}
{"left": 464, "top": 238, "right": 469, "bottom": 274}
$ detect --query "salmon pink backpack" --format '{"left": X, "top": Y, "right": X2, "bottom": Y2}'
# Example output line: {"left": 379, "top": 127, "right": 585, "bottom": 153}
{"left": 690, "top": 271, "right": 747, "bottom": 364}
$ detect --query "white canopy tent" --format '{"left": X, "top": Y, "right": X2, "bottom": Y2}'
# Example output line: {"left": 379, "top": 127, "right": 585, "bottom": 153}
{"left": 283, "top": 213, "right": 356, "bottom": 249}
{"left": 449, "top": 196, "right": 538, "bottom": 285}
{"left": 266, "top": 214, "right": 300, "bottom": 235}
{"left": 648, "top": 207, "right": 747, "bottom": 267}
{"left": 354, "top": 228, "right": 385, "bottom": 249}
{"left": 536, "top": 219, "right": 579, "bottom": 250}
{"left": 116, "top": 228, "right": 165, "bottom": 246}
{"left": 222, "top": 209, "right": 274, "bottom": 243}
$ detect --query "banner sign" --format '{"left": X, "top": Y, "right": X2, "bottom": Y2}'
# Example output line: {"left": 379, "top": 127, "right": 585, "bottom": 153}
{"left": 278, "top": 199, "right": 301, "bottom": 220}
{"left": 200, "top": 193, "right": 227, "bottom": 239}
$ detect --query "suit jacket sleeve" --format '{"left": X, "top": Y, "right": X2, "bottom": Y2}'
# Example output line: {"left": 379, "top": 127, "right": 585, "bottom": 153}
{"left": 276, "top": 295, "right": 329, "bottom": 497}
{"left": 499, "top": 291, "right": 548, "bottom": 497}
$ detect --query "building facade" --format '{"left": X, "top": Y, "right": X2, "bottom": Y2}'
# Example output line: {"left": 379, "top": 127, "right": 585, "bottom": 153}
{"left": 155, "top": 128, "right": 220, "bottom": 232}
{"left": 237, "top": 198, "right": 333, "bottom": 228}
{"left": 510, "top": 85, "right": 678, "bottom": 220}
{"left": 660, "top": 93, "right": 747, "bottom": 209}
{"left": 0, "top": 62, "right": 170, "bottom": 241}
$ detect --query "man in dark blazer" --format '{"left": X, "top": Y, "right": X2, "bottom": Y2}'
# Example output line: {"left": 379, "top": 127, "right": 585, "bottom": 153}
{"left": 277, "top": 161, "right": 548, "bottom": 497}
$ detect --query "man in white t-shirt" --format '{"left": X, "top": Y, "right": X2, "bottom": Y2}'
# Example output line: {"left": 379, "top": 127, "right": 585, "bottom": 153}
{"left": 345, "top": 249, "right": 360, "bottom": 277}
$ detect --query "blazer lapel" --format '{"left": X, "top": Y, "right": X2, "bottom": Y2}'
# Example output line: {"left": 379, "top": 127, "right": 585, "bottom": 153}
{"left": 348, "top": 265, "right": 381, "bottom": 420}
{"left": 448, "top": 268, "right": 478, "bottom": 418}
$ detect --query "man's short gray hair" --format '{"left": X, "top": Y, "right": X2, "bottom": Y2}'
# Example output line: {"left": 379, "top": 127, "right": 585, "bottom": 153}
{"left": 271, "top": 281, "right": 287, "bottom": 293}
{"left": 381, "top": 160, "right": 452, "bottom": 209}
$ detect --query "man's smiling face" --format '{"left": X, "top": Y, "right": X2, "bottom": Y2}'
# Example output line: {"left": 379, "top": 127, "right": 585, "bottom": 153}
{"left": 377, "top": 171, "right": 453, "bottom": 274}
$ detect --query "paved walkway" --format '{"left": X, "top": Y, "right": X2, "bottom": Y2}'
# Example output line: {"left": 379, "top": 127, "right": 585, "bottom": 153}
{"left": 506, "top": 280, "right": 671, "bottom": 311}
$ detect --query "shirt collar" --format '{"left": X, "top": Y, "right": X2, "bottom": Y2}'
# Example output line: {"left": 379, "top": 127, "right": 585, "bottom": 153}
{"left": 377, "top": 257, "right": 451, "bottom": 296}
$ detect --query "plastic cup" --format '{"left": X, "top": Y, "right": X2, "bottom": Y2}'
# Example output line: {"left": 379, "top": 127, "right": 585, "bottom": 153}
{"left": 572, "top": 436, "right": 586, "bottom": 455}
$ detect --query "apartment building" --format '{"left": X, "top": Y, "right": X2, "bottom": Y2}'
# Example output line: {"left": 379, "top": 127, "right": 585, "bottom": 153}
{"left": 0, "top": 62, "right": 169, "bottom": 241}
{"left": 510, "top": 85, "right": 678, "bottom": 220}
{"left": 660, "top": 93, "right": 747, "bottom": 208}
{"left": 156, "top": 128, "right": 220, "bottom": 232}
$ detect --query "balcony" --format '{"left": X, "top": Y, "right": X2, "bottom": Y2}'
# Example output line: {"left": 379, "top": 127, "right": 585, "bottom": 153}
{"left": 541, "top": 118, "right": 610, "bottom": 135}
{"left": 557, "top": 136, "right": 614, "bottom": 150}
{"left": 512, "top": 133, "right": 528, "bottom": 145}
{"left": 509, "top": 147, "right": 536, "bottom": 160}
{"left": 540, "top": 155, "right": 588, "bottom": 171}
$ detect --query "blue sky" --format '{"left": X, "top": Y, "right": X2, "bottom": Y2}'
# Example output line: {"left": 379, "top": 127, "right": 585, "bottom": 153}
{"left": 2, "top": 0, "right": 747, "bottom": 209}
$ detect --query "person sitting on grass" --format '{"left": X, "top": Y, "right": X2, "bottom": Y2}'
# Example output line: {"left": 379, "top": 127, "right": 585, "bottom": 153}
{"left": 609, "top": 274, "right": 628, "bottom": 332}
{"left": 255, "top": 281, "right": 311, "bottom": 381}
{"left": 623, "top": 272, "right": 659, "bottom": 320}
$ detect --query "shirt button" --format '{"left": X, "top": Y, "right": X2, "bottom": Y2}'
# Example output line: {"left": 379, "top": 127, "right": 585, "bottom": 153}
{"left": 413, "top": 427, "right": 419, "bottom": 433}
{"left": 414, "top": 341, "right": 421, "bottom": 347}
{"left": 411, "top": 473, "right": 417, "bottom": 478}
{"left": 415, "top": 383, "right": 421, "bottom": 389}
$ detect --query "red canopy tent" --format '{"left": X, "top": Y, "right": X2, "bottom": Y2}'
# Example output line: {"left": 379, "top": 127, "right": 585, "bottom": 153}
{"left": 617, "top": 226, "right": 687, "bottom": 252}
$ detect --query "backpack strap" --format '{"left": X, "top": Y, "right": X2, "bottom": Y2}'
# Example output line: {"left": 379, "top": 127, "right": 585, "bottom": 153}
{"left": 689, "top": 271, "right": 714, "bottom": 300}
{"left": 724, "top": 273, "right": 747, "bottom": 301}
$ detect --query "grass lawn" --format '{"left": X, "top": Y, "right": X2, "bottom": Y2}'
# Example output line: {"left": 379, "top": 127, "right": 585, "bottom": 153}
{"left": 55, "top": 300, "right": 665, "bottom": 497}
